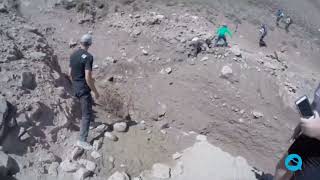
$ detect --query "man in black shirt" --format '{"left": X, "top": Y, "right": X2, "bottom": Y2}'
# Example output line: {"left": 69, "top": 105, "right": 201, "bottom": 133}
{"left": 69, "top": 33, "right": 100, "bottom": 150}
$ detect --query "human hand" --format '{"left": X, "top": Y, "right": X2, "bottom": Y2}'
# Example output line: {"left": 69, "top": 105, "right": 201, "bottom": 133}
{"left": 301, "top": 111, "right": 320, "bottom": 140}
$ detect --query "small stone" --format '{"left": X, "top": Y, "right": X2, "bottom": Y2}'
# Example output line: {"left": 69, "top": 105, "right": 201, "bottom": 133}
{"left": 48, "top": 162, "right": 59, "bottom": 176}
{"left": 71, "top": 147, "right": 84, "bottom": 160}
{"left": 0, "top": 3, "right": 8, "bottom": 13}
{"left": 108, "top": 171, "right": 130, "bottom": 180}
{"left": 172, "top": 152, "right": 182, "bottom": 160}
{"left": 157, "top": 104, "right": 167, "bottom": 117}
{"left": 29, "top": 51, "right": 46, "bottom": 61}
{"left": 196, "top": 135, "right": 207, "bottom": 141}
{"left": 160, "top": 129, "right": 167, "bottom": 134}
{"left": 230, "top": 45, "right": 242, "bottom": 57}
{"left": 151, "top": 163, "right": 171, "bottom": 179}
{"left": 142, "top": 49, "right": 148, "bottom": 55}
{"left": 220, "top": 65, "right": 233, "bottom": 79}
{"left": 252, "top": 111, "right": 264, "bottom": 119}
{"left": 20, "top": 132, "right": 31, "bottom": 141}
{"left": 93, "top": 139, "right": 103, "bottom": 150}
{"left": 200, "top": 56, "right": 209, "bottom": 61}
{"left": 18, "top": 127, "right": 26, "bottom": 137}
{"left": 69, "top": 39, "right": 77, "bottom": 48}
{"left": 73, "top": 167, "right": 91, "bottom": 180}
{"left": 60, "top": 160, "right": 78, "bottom": 172}
{"left": 78, "top": 159, "right": 96, "bottom": 172}
{"left": 108, "top": 156, "right": 115, "bottom": 164}
{"left": 104, "top": 132, "right": 119, "bottom": 141}
{"left": 113, "top": 122, "right": 127, "bottom": 132}
{"left": 238, "top": 118, "right": 244, "bottom": 123}
{"left": 95, "top": 124, "right": 107, "bottom": 133}
{"left": 91, "top": 151, "right": 101, "bottom": 159}
{"left": 165, "top": 67, "right": 172, "bottom": 74}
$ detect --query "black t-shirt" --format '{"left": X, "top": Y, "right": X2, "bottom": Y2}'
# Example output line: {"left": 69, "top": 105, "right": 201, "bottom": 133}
{"left": 69, "top": 48, "right": 93, "bottom": 97}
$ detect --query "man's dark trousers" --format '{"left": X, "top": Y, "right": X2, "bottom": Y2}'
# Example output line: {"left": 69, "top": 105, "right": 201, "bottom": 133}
{"left": 78, "top": 93, "right": 93, "bottom": 142}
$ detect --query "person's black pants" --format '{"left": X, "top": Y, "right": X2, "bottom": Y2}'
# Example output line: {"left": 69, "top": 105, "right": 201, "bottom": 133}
{"left": 215, "top": 35, "right": 227, "bottom": 47}
{"left": 78, "top": 93, "right": 93, "bottom": 142}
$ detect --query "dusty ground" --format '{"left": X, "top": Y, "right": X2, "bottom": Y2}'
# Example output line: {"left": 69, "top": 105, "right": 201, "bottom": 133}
{"left": 1, "top": 0, "right": 320, "bottom": 179}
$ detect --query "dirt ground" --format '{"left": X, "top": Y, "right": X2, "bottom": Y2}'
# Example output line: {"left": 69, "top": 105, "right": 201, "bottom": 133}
{"left": 2, "top": 0, "right": 320, "bottom": 179}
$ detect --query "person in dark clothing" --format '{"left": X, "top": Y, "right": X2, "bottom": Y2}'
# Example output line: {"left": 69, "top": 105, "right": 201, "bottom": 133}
{"left": 284, "top": 16, "right": 293, "bottom": 33}
{"left": 276, "top": 9, "right": 285, "bottom": 26}
{"left": 274, "top": 84, "right": 320, "bottom": 180}
{"left": 259, "top": 24, "right": 267, "bottom": 47}
{"left": 69, "top": 33, "right": 100, "bottom": 150}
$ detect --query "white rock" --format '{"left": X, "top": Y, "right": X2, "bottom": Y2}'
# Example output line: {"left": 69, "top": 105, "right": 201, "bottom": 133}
{"left": 142, "top": 49, "right": 148, "bottom": 55}
{"left": 200, "top": 56, "right": 209, "bottom": 61}
{"left": 165, "top": 67, "right": 172, "bottom": 74}
{"left": 95, "top": 124, "right": 107, "bottom": 133}
{"left": 108, "top": 171, "right": 130, "bottom": 180}
{"left": 71, "top": 147, "right": 84, "bottom": 160}
{"left": 104, "top": 132, "right": 119, "bottom": 141}
{"left": 151, "top": 163, "right": 171, "bottom": 179}
{"left": 113, "top": 122, "right": 127, "bottom": 132}
{"left": 91, "top": 151, "right": 102, "bottom": 159}
{"left": 196, "top": 135, "right": 207, "bottom": 141}
{"left": 93, "top": 139, "right": 103, "bottom": 150}
{"left": 220, "top": 65, "right": 233, "bottom": 79}
{"left": 78, "top": 159, "right": 96, "bottom": 172}
{"left": 252, "top": 111, "right": 264, "bottom": 119}
{"left": 60, "top": 160, "right": 78, "bottom": 172}
{"left": 73, "top": 167, "right": 91, "bottom": 180}
{"left": 172, "top": 152, "right": 182, "bottom": 160}
{"left": 48, "top": 162, "right": 59, "bottom": 176}
{"left": 230, "top": 45, "right": 242, "bottom": 57}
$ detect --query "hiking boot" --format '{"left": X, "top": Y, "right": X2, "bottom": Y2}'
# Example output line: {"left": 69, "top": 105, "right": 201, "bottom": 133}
{"left": 76, "top": 140, "right": 93, "bottom": 150}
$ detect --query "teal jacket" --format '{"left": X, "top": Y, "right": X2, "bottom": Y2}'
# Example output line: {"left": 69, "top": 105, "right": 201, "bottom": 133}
{"left": 216, "top": 26, "right": 232, "bottom": 37}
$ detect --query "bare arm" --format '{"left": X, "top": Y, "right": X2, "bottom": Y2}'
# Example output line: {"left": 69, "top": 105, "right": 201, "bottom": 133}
{"left": 85, "top": 70, "right": 99, "bottom": 99}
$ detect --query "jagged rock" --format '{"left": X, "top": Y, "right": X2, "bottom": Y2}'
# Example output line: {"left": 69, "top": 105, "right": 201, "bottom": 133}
{"left": 21, "top": 72, "right": 37, "bottom": 90}
{"left": 78, "top": 159, "right": 96, "bottom": 172}
{"left": 151, "top": 163, "right": 171, "bottom": 179}
{"left": 29, "top": 51, "right": 46, "bottom": 61}
{"left": 252, "top": 111, "right": 264, "bottom": 119}
{"left": 48, "top": 162, "right": 59, "bottom": 176}
{"left": 38, "top": 150, "right": 58, "bottom": 163}
{"left": 18, "top": 127, "right": 26, "bottom": 137}
{"left": 108, "top": 171, "right": 130, "bottom": 180}
{"left": 104, "top": 132, "right": 119, "bottom": 141}
{"left": 230, "top": 45, "right": 242, "bottom": 57}
{"left": 165, "top": 67, "right": 172, "bottom": 74}
{"left": 113, "top": 122, "right": 127, "bottom": 132}
{"left": 94, "top": 124, "right": 107, "bottom": 133}
{"left": 71, "top": 147, "right": 84, "bottom": 160}
{"left": 91, "top": 151, "right": 101, "bottom": 159}
{"left": 73, "top": 167, "right": 91, "bottom": 180}
{"left": 220, "top": 65, "right": 233, "bottom": 79}
{"left": 93, "top": 139, "right": 103, "bottom": 150}
{"left": 60, "top": 160, "right": 78, "bottom": 172}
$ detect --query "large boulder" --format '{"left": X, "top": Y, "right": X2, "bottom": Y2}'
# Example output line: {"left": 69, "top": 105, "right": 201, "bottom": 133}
{"left": 21, "top": 72, "right": 37, "bottom": 90}
{"left": 0, "top": 98, "right": 9, "bottom": 140}
{"left": 0, "top": 151, "right": 19, "bottom": 176}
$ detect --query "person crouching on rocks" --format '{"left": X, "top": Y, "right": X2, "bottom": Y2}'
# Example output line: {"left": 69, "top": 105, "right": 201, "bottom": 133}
{"left": 69, "top": 33, "right": 100, "bottom": 150}
{"left": 214, "top": 23, "right": 232, "bottom": 47}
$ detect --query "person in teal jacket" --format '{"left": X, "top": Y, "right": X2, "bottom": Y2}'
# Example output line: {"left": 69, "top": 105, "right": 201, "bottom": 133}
{"left": 214, "top": 24, "right": 232, "bottom": 47}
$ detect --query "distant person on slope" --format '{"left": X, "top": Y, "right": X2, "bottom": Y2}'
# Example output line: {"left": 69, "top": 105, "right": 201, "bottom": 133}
{"left": 259, "top": 24, "right": 268, "bottom": 47}
{"left": 284, "top": 16, "right": 292, "bottom": 33}
{"left": 276, "top": 9, "right": 285, "bottom": 26}
{"left": 69, "top": 33, "right": 100, "bottom": 150}
{"left": 214, "top": 23, "right": 232, "bottom": 47}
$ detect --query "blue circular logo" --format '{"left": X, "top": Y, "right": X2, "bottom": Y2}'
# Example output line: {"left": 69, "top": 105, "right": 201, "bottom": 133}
{"left": 285, "top": 154, "right": 303, "bottom": 172}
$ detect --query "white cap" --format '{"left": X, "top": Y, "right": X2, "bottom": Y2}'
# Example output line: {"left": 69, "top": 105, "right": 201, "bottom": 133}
{"left": 80, "top": 34, "right": 93, "bottom": 46}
